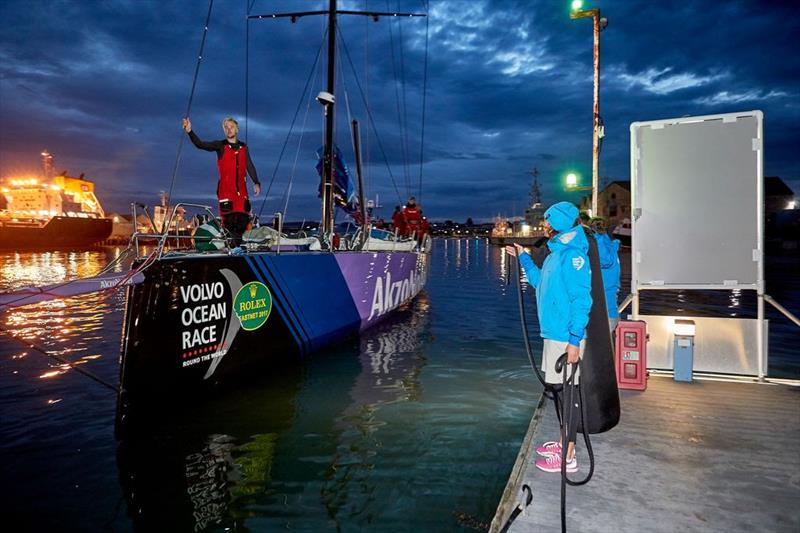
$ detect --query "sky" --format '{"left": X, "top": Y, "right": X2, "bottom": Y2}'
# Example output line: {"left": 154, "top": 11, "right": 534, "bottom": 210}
{"left": 1, "top": 0, "right": 798, "bottom": 222}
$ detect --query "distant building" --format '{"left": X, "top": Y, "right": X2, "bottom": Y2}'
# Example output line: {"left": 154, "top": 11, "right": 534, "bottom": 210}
{"left": 579, "top": 180, "right": 631, "bottom": 226}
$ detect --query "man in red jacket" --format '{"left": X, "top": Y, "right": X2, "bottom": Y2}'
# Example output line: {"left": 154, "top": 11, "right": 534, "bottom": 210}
{"left": 183, "top": 117, "right": 261, "bottom": 244}
{"left": 402, "top": 196, "right": 421, "bottom": 238}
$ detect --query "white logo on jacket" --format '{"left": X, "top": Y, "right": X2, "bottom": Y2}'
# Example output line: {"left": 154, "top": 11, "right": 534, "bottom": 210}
{"left": 559, "top": 231, "right": 576, "bottom": 244}
{"left": 572, "top": 256, "right": 585, "bottom": 270}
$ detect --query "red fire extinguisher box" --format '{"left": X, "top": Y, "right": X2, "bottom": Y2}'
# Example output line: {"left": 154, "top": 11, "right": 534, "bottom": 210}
{"left": 615, "top": 320, "right": 648, "bottom": 391}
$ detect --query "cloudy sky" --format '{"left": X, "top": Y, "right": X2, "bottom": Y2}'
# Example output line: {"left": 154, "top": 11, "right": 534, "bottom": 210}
{"left": 1, "top": 0, "right": 797, "bottom": 222}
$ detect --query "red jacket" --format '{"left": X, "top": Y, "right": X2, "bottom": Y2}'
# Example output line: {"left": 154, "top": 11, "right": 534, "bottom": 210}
{"left": 403, "top": 206, "right": 421, "bottom": 236}
{"left": 216, "top": 144, "right": 250, "bottom": 214}
{"left": 188, "top": 131, "right": 260, "bottom": 215}
{"left": 392, "top": 210, "right": 406, "bottom": 235}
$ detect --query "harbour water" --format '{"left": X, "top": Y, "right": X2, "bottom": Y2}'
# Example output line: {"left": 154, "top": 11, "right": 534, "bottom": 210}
{"left": 0, "top": 239, "right": 797, "bottom": 531}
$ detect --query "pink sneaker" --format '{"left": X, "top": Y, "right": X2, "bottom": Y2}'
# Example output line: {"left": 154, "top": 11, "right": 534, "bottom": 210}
{"left": 535, "top": 453, "right": 577, "bottom": 473}
{"left": 536, "top": 441, "right": 562, "bottom": 457}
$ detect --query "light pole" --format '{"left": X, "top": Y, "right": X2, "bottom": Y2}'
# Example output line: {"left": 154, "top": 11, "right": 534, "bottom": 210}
{"left": 570, "top": 0, "right": 607, "bottom": 218}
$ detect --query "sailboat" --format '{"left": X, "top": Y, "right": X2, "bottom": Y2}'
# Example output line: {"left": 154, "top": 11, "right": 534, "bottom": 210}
{"left": 115, "top": 1, "right": 430, "bottom": 434}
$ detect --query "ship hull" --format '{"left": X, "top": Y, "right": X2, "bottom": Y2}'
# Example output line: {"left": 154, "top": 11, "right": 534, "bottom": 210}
{"left": 116, "top": 249, "right": 428, "bottom": 434}
{"left": 0, "top": 216, "right": 112, "bottom": 249}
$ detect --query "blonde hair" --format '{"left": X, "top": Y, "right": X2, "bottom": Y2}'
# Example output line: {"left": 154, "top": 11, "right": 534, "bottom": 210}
{"left": 221, "top": 117, "right": 239, "bottom": 132}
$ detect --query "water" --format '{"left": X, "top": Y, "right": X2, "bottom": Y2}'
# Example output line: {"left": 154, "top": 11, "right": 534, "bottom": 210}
{"left": 0, "top": 241, "right": 797, "bottom": 532}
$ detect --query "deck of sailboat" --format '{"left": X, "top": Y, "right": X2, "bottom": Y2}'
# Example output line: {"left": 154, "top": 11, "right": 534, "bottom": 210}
{"left": 492, "top": 375, "right": 800, "bottom": 532}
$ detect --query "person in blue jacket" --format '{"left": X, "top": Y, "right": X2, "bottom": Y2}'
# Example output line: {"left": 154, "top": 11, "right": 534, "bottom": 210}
{"left": 591, "top": 218, "right": 621, "bottom": 334}
{"left": 506, "top": 201, "right": 591, "bottom": 473}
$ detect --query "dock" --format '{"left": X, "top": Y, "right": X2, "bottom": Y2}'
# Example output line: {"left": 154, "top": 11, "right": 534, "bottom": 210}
{"left": 492, "top": 375, "right": 800, "bottom": 532}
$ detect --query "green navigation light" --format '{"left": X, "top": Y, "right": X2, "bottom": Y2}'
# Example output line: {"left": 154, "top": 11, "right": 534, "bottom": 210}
{"left": 571, "top": 0, "right": 584, "bottom": 11}
{"left": 566, "top": 172, "right": 579, "bottom": 187}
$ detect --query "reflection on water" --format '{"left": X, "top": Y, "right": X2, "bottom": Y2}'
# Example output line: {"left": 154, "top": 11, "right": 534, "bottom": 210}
{"left": 0, "top": 241, "right": 797, "bottom": 531}
{"left": 115, "top": 296, "right": 432, "bottom": 532}
{"left": 0, "top": 248, "right": 127, "bottom": 394}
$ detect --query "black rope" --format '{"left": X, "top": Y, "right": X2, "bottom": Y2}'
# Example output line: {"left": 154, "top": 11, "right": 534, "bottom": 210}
{"left": 555, "top": 355, "right": 595, "bottom": 533}
{"left": 417, "top": 2, "right": 429, "bottom": 202}
{"left": 513, "top": 253, "right": 549, "bottom": 389}
{"left": 338, "top": 28, "right": 404, "bottom": 205}
{"left": 165, "top": 0, "right": 215, "bottom": 212}
{"left": 0, "top": 327, "right": 118, "bottom": 393}
{"left": 256, "top": 31, "right": 327, "bottom": 218}
{"left": 511, "top": 251, "right": 596, "bottom": 533}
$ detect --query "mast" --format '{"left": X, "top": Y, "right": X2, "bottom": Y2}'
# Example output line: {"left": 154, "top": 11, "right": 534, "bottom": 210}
{"left": 321, "top": 0, "right": 337, "bottom": 238}
{"left": 250, "top": 3, "right": 425, "bottom": 245}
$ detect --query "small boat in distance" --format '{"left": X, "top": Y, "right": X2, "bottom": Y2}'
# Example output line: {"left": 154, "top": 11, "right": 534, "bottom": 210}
{"left": 611, "top": 217, "right": 631, "bottom": 247}
{"left": 0, "top": 151, "right": 112, "bottom": 249}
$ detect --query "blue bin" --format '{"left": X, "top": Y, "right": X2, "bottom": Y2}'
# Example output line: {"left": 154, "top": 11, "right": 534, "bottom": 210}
{"left": 673, "top": 336, "right": 694, "bottom": 383}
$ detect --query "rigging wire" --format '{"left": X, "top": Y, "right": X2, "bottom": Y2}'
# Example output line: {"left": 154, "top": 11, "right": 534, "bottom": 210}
{"left": 338, "top": 40, "right": 355, "bottom": 151}
{"left": 281, "top": 47, "right": 323, "bottom": 222}
{"left": 165, "top": 0, "right": 215, "bottom": 214}
{"left": 363, "top": 0, "right": 372, "bottom": 200}
{"left": 256, "top": 30, "right": 328, "bottom": 219}
{"left": 245, "top": 0, "right": 250, "bottom": 142}
{"left": 417, "top": 0, "right": 429, "bottom": 203}
{"left": 338, "top": 27, "right": 404, "bottom": 206}
{"left": 397, "top": 5, "right": 412, "bottom": 200}
{"left": 385, "top": 0, "right": 410, "bottom": 198}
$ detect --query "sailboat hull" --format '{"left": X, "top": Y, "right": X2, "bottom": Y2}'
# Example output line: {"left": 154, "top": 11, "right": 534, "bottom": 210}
{"left": 116, "top": 249, "right": 428, "bottom": 433}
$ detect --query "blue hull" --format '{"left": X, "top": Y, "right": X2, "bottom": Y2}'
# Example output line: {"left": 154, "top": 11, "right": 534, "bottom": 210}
{"left": 116, "top": 249, "right": 428, "bottom": 434}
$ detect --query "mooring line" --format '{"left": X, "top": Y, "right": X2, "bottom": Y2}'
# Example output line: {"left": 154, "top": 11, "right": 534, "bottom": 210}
{"left": 0, "top": 327, "right": 118, "bottom": 393}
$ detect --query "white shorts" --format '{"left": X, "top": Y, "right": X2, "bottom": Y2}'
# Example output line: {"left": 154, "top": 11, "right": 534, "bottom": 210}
{"left": 543, "top": 339, "right": 586, "bottom": 385}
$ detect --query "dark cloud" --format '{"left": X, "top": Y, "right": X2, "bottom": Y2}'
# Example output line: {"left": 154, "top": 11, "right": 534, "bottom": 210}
{"left": 0, "top": 0, "right": 797, "bottom": 222}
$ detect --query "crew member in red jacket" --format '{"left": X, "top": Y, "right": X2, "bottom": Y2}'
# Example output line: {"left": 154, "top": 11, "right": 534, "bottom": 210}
{"left": 391, "top": 205, "right": 406, "bottom": 236}
{"left": 183, "top": 117, "right": 260, "bottom": 244}
{"left": 419, "top": 213, "right": 429, "bottom": 243}
{"left": 402, "top": 196, "right": 421, "bottom": 238}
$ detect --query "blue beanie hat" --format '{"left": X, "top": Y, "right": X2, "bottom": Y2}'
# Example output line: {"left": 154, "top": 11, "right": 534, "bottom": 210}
{"left": 544, "top": 202, "right": 579, "bottom": 233}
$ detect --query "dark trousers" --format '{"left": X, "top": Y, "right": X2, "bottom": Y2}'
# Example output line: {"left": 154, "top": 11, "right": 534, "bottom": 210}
{"left": 223, "top": 212, "right": 250, "bottom": 246}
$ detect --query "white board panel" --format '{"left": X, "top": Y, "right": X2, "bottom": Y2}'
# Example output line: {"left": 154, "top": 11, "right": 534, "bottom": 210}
{"left": 631, "top": 111, "right": 763, "bottom": 287}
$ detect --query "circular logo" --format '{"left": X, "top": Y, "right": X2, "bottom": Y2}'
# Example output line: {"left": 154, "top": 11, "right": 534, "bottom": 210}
{"left": 233, "top": 282, "right": 272, "bottom": 331}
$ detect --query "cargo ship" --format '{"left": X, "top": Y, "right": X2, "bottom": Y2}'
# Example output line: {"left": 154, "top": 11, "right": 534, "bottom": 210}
{"left": 488, "top": 169, "right": 548, "bottom": 246}
{"left": 0, "top": 151, "right": 112, "bottom": 249}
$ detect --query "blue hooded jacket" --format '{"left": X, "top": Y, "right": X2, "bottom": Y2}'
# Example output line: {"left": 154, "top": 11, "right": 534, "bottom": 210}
{"left": 594, "top": 232, "right": 621, "bottom": 319}
{"left": 518, "top": 225, "right": 592, "bottom": 346}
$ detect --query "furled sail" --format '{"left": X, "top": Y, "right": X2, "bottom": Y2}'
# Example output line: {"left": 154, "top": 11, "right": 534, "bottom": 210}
{"left": 316, "top": 145, "right": 358, "bottom": 216}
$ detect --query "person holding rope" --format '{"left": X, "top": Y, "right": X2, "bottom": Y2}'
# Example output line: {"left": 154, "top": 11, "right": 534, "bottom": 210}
{"left": 182, "top": 117, "right": 261, "bottom": 245}
{"left": 506, "top": 201, "right": 592, "bottom": 473}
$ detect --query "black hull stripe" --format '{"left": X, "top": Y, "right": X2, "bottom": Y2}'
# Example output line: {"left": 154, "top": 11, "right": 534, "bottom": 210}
{"left": 244, "top": 255, "right": 308, "bottom": 354}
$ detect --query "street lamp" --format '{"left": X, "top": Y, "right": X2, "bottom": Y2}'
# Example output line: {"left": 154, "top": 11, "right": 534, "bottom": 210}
{"left": 565, "top": 172, "right": 592, "bottom": 216}
{"left": 570, "top": 0, "right": 607, "bottom": 218}
{"left": 565, "top": 172, "right": 592, "bottom": 191}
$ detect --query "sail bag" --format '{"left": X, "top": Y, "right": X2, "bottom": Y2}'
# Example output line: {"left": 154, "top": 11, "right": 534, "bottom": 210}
{"left": 578, "top": 226, "right": 621, "bottom": 434}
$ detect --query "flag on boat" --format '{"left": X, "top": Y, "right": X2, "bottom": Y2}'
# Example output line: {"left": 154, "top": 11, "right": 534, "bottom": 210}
{"left": 316, "top": 145, "right": 358, "bottom": 216}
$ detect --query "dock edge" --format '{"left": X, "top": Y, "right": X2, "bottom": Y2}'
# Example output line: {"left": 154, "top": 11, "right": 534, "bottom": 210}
{"left": 489, "top": 392, "right": 548, "bottom": 533}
